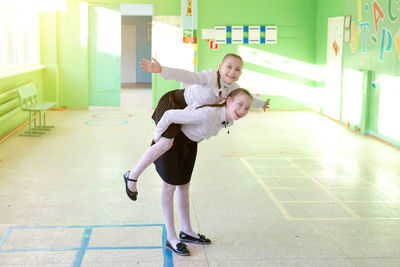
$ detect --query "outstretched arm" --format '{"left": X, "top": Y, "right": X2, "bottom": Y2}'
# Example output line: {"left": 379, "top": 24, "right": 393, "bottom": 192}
{"left": 251, "top": 94, "right": 271, "bottom": 112}
{"left": 140, "top": 57, "right": 162, "bottom": 73}
{"left": 263, "top": 98, "right": 271, "bottom": 111}
{"left": 141, "top": 57, "right": 211, "bottom": 86}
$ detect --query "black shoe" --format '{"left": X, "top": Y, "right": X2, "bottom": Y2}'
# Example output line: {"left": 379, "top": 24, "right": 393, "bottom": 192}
{"left": 165, "top": 240, "right": 190, "bottom": 256}
{"left": 179, "top": 231, "right": 211, "bottom": 244}
{"left": 123, "top": 171, "right": 138, "bottom": 201}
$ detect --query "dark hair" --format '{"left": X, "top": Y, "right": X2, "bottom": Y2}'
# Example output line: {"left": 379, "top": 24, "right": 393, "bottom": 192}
{"left": 196, "top": 88, "right": 253, "bottom": 109}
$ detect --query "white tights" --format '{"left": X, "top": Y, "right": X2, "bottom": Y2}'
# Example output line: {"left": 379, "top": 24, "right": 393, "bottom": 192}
{"left": 161, "top": 181, "right": 198, "bottom": 247}
{"left": 127, "top": 137, "right": 174, "bottom": 191}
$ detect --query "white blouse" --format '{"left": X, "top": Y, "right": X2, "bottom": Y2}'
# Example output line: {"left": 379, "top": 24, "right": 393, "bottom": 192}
{"left": 160, "top": 67, "right": 265, "bottom": 108}
{"left": 153, "top": 105, "right": 231, "bottom": 142}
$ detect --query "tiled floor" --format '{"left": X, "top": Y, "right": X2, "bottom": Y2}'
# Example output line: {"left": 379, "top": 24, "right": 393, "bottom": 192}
{"left": 0, "top": 86, "right": 399, "bottom": 266}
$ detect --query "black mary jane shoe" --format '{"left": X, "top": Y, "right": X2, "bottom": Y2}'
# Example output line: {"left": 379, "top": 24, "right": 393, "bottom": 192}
{"left": 165, "top": 240, "right": 190, "bottom": 256}
{"left": 179, "top": 231, "right": 211, "bottom": 245}
{"left": 123, "top": 171, "right": 138, "bottom": 201}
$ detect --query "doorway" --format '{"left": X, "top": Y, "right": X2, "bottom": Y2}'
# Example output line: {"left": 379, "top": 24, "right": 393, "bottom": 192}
{"left": 120, "top": 4, "right": 152, "bottom": 99}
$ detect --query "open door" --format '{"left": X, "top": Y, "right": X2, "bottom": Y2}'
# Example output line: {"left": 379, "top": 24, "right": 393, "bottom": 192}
{"left": 89, "top": 4, "right": 121, "bottom": 106}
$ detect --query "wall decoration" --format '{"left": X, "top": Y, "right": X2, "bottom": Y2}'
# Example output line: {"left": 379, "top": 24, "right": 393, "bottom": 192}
{"left": 344, "top": 15, "right": 352, "bottom": 28}
{"left": 185, "top": 0, "right": 192, "bottom": 16}
{"left": 395, "top": 30, "right": 400, "bottom": 60}
{"left": 209, "top": 40, "right": 218, "bottom": 50}
{"left": 182, "top": 0, "right": 197, "bottom": 44}
{"left": 202, "top": 25, "right": 278, "bottom": 45}
{"left": 146, "top": 20, "right": 151, "bottom": 44}
{"left": 350, "top": 21, "right": 360, "bottom": 53}
{"left": 344, "top": 29, "right": 351, "bottom": 43}
{"left": 243, "top": 26, "right": 249, "bottom": 43}
{"left": 265, "top": 26, "right": 277, "bottom": 44}
{"left": 350, "top": 0, "right": 400, "bottom": 64}
{"left": 214, "top": 26, "right": 227, "bottom": 44}
{"left": 248, "top": 26, "right": 260, "bottom": 44}
{"left": 201, "top": 28, "right": 215, "bottom": 39}
{"left": 388, "top": 0, "right": 399, "bottom": 22}
{"left": 333, "top": 40, "right": 340, "bottom": 55}
{"left": 359, "top": 22, "right": 370, "bottom": 53}
{"left": 231, "top": 26, "right": 243, "bottom": 44}
{"left": 344, "top": 29, "right": 351, "bottom": 42}
{"left": 373, "top": 1, "right": 384, "bottom": 33}
{"left": 379, "top": 27, "right": 393, "bottom": 62}
{"left": 226, "top": 26, "right": 232, "bottom": 44}
{"left": 371, "top": 34, "right": 377, "bottom": 44}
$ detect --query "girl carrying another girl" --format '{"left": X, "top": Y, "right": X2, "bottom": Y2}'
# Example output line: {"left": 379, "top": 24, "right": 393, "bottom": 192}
{"left": 123, "top": 53, "right": 270, "bottom": 201}
{"left": 126, "top": 88, "right": 254, "bottom": 256}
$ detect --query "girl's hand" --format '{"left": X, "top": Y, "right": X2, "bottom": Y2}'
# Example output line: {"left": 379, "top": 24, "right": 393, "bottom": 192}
{"left": 263, "top": 98, "right": 271, "bottom": 112}
{"left": 140, "top": 57, "right": 162, "bottom": 73}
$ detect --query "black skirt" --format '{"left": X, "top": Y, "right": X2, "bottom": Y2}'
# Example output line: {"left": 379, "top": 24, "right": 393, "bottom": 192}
{"left": 151, "top": 89, "right": 187, "bottom": 138}
{"left": 152, "top": 131, "right": 198, "bottom": 185}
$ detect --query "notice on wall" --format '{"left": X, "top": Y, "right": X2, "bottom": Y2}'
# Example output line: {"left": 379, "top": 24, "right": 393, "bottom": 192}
{"left": 248, "top": 26, "right": 260, "bottom": 44}
{"left": 214, "top": 26, "right": 227, "bottom": 44}
{"left": 232, "top": 26, "right": 243, "bottom": 44}
{"left": 265, "top": 26, "right": 277, "bottom": 44}
{"left": 201, "top": 28, "right": 215, "bottom": 39}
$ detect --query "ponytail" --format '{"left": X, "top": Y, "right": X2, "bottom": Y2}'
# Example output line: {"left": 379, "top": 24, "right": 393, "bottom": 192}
{"left": 196, "top": 102, "right": 226, "bottom": 110}
{"left": 216, "top": 70, "right": 221, "bottom": 89}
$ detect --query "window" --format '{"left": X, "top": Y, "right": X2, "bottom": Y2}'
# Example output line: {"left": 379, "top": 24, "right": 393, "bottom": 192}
{"left": 0, "top": 1, "right": 40, "bottom": 74}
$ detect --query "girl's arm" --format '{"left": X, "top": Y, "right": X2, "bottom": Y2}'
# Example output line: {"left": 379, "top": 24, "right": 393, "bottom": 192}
{"left": 160, "top": 67, "right": 213, "bottom": 86}
{"left": 153, "top": 107, "right": 204, "bottom": 141}
{"left": 140, "top": 57, "right": 212, "bottom": 85}
{"left": 251, "top": 95, "right": 271, "bottom": 111}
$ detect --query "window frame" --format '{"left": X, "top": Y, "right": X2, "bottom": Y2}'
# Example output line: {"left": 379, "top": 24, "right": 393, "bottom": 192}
{"left": 0, "top": 2, "right": 41, "bottom": 76}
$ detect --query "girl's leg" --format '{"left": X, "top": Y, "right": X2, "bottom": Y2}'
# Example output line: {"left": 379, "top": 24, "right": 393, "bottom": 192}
{"left": 127, "top": 137, "right": 174, "bottom": 191}
{"left": 161, "top": 181, "right": 180, "bottom": 247}
{"left": 176, "top": 182, "right": 197, "bottom": 237}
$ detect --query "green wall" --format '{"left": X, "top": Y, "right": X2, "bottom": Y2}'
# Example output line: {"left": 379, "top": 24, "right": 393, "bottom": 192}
{"left": 197, "top": 0, "right": 318, "bottom": 110}
{"left": 86, "top": 0, "right": 180, "bottom": 15}
{"left": 40, "top": 12, "right": 59, "bottom": 104}
{"left": 58, "top": 0, "right": 89, "bottom": 108}
{"left": 315, "top": 1, "right": 344, "bottom": 66}
{"left": 316, "top": 0, "right": 400, "bottom": 145}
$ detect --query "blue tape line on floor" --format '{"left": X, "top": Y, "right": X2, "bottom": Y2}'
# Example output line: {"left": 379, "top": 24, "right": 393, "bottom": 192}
{"left": 162, "top": 223, "right": 173, "bottom": 267}
{"left": 0, "top": 227, "right": 13, "bottom": 248}
{"left": 0, "top": 224, "right": 173, "bottom": 267}
{"left": 72, "top": 227, "right": 92, "bottom": 267}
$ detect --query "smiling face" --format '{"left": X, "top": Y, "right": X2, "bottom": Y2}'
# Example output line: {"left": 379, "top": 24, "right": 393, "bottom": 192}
{"left": 218, "top": 55, "right": 243, "bottom": 85}
{"left": 225, "top": 92, "right": 252, "bottom": 121}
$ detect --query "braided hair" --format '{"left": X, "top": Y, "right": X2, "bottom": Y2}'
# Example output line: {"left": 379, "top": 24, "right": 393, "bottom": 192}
{"left": 196, "top": 88, "right": 253, "bottom": 109}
